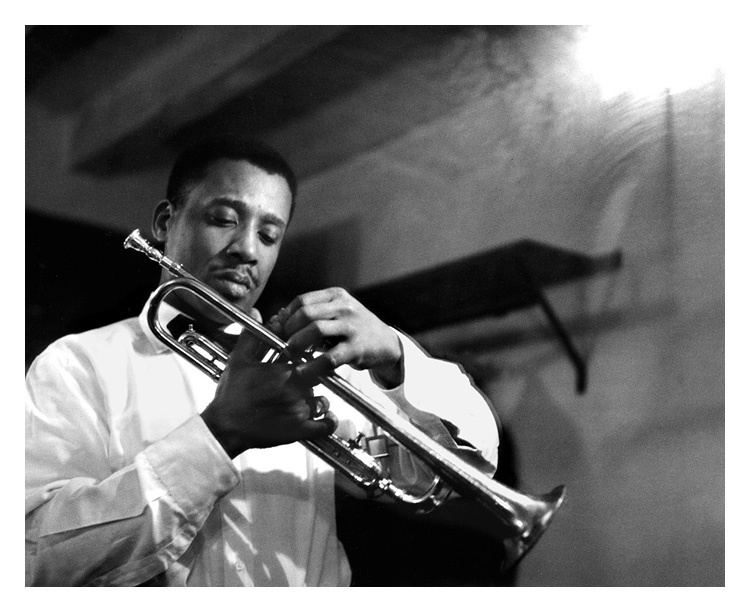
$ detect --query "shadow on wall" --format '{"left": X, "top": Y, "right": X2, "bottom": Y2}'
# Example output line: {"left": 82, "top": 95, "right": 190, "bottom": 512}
{"left": 410, "top": 304, "right": 622, "bottom": 584}
{"left": 443, "top": 341, "right": 599, "bottom": 585}
{"left": 508, "top": 371, "right": 606, "bottom": 585}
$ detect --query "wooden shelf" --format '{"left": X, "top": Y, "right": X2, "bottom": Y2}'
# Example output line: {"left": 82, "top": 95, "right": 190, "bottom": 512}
{"left": 355, "top": 240, "right": 622, "bottom": 393}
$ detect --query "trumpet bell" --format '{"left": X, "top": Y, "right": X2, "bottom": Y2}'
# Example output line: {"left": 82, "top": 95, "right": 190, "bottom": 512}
{"left": 499, "top": 484, "right": 566, "bottom": 570}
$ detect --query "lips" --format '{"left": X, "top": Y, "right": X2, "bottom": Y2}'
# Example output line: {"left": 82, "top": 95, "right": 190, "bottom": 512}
{"left": 212, "top": 268, "right": 257, "bottom": 297}
{"left": 217, "top": 269, "right": 254, "bottom": 287}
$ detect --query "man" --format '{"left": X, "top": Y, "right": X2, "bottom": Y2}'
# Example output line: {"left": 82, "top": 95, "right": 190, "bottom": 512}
{"left": 25, "top": 138, "right": 499, "bottom": 586}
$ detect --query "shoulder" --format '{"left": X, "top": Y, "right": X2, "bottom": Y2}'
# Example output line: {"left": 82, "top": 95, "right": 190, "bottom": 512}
{"left": 29, "top": 318, "right": 143, "bottom": 373}
{"left": 51, "top": 317, "right": 141, "bottom": 354}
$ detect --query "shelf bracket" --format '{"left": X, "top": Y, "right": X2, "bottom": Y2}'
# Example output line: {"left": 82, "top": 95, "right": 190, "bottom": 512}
{"left": 516, "top": 260, "right": 587, "bottom": 394}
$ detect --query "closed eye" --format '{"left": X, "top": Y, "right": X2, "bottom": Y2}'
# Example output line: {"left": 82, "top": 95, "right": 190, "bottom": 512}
{"left": 259, "top": 231, "right": 280, "bottom": 246}
{"left": 212, "top": 217, "right": 236, "bottom": 226}
{"left": 206, "top": 208, "right": 238, "bottom": 226}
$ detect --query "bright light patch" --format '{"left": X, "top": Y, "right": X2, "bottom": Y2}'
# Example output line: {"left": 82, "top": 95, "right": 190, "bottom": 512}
{"left": 576, "top": 24, "right": 725, "bottom": 99}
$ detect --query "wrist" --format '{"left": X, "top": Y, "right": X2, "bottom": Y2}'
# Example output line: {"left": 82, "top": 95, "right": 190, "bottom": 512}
{"left": 201, "top": 407, "right": 242, "bottom": 459}
{"left": 372, "top": 333, "right": 404, "bottom": 389}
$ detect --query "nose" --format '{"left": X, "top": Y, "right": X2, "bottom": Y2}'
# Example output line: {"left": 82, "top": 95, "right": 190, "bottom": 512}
{"left": 225, "top": 228, "right": 258, "bottom": 264}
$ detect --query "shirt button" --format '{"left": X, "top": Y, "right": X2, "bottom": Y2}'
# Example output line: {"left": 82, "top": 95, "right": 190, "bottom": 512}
{"left": 235, "top": 561, "right": 245, "bottom": 571}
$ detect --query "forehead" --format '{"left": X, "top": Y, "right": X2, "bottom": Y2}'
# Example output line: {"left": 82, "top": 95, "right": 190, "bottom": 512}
{"left": 186, "top": 158, "right": 293, "bottom": 221}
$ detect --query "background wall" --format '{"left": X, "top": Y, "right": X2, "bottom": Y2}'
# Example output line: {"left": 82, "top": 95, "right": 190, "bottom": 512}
{"left": 26, "top": 25, "right": 724, "bottom": 585}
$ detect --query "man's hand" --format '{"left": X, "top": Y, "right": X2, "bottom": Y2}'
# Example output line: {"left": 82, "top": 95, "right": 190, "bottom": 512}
{"left": 201, "top": 330, "right": 337, "bottom": 459}
{"left": 270, "top": 287, "right": 404, "bottom": 388}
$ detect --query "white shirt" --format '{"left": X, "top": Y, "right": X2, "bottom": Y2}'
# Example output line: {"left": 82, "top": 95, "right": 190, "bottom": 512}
{"left": 25, "top": 298, "right": 499, "bottom": 586}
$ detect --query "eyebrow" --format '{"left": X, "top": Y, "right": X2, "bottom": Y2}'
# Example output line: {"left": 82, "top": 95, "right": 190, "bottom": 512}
{"left": 210, "top": 197, "right": 287, "bottom": 228}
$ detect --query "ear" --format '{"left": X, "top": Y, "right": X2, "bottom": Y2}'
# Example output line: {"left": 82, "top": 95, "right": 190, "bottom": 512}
{"left": 152, "top": 199, "right": 176, "bottom": 243}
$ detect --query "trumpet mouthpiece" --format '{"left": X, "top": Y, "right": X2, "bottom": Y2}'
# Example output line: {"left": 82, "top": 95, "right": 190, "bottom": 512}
{"left": 124, "top": 229, "right": 150, "bottom": 254}
{"left": 124, "top": 228, "right": 191, "bottom": 280}
{"left": 124, "top": 229, "right": 164, "bottom": 265}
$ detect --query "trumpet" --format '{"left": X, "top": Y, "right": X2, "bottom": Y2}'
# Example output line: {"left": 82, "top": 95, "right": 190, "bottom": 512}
{"left": 124, "top": 229, "right": 565, "bottom": 571}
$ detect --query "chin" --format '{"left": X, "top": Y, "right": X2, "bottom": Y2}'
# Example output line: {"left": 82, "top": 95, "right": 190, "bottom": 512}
{"left": 228, "top": 292, "right": 258, "bottom": 312}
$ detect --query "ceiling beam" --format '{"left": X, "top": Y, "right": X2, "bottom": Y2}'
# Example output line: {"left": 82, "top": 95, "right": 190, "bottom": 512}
{"left": 71, "top": 25, "right": 349, "bottom": 170}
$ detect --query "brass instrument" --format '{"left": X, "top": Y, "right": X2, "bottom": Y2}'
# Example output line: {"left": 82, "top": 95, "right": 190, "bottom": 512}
{"left": 124, "top": 229, "right": 565, "bottom": 570}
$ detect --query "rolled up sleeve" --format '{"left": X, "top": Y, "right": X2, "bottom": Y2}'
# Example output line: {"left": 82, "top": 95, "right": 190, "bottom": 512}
{"left": 375, "top": 330, "right": 500, "bottom": 468}
{"left": 333, "top": 330, "right": 500, "bottom": 496}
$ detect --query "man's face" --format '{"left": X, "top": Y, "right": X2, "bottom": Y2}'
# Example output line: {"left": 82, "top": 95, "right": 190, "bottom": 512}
{"left": 154, "top": 158, "right": 293, "bottom": 318}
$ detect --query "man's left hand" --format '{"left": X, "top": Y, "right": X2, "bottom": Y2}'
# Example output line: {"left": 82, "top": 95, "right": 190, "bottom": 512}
{"left": 271, "top": 287, "right": 404, "bottom": 388}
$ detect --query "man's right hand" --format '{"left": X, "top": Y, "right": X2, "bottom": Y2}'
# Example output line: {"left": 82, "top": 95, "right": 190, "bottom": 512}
{"left": 200, "top": 330, "right": 337, "bottom": 459}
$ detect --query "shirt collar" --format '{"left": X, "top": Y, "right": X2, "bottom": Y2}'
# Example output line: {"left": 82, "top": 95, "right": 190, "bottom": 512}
{"left": 137, "top": 288, "right": 243, "bottom": 354}
{"left": 138, "top": 289, "right": 181, "bottom": 354}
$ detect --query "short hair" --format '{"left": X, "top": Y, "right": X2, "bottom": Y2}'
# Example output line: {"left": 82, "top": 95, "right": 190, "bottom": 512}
{"left": 166, "top": 137, "right": 298, "bottom": 217}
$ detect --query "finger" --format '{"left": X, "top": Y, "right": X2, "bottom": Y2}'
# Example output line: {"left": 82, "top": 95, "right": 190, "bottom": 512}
{"left": 308, "top": 396, "right": 330, "bottom": 420}
{"left": 270, "top": 397, "right": 334, "bottom": 430}
{"left": 251, "top": 402, "right": 333, "bottom": 447}
{"left": 223, "top": 357, "right": 310, "bottom": 402}
{"left": 283, "top": 301, "right": 342, "bottom": 337}
{"left": 266, "top": 313, "right": 284, "bottom": 337}
{"left": 269, "top": 306, "right": 293, "bottom": 334}
{"left": 323, "top": 411, "right": 338, "bottom": 432}
{"left": 285, "top": 287, "right": 348, "bottom": 319}
{"left": 285, "top": 364, "right": 318, "bottom": 394}
{"left": 273, "top": 381, "right": 315, "bottom": 405}
{"left": 294, "top": 343, "right": 356, "bottom": 383}
{"left": 322, "top": 343, "right": 357, "bottom": 371}
{"left": 286, "top": 319, "right": 350, "bottom": 354}
{"left": 288, "top": 287, "right": 342, "bottom": 309}
{"left": 225, "top": 328, "right": 266, "bottom": 365}
{"left": 296, "top": 413, "right": 338, "bottom": 439}
{"left": 265, "top": 366, "right": 320, "bottom": 404}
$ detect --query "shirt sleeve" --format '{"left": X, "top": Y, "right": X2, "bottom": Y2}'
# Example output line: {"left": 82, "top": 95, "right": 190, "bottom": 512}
{"left": 333, "top": 329, "right": 499, "bottom": 496}
{"left": 25, "top": 343, "right": 239, "bottom": 586}
{"left": 379, "top": 330, "right": 499, "bottom": 466}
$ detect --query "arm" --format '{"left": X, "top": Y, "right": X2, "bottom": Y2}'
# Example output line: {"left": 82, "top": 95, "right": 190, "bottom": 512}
{"left": 374, "top": 329, "right": 499, "bottom": 468}
{"left": 26, "top": 329, "right": 336, "bottom": 586}
{"left": 25, "top": 343, "right": 239, "bottom": 586}
{"left": 274, "top": 288, "right": 500, "bottom": 479}
{"left": 336, "top": 330, "right": 499, "bottom": 497}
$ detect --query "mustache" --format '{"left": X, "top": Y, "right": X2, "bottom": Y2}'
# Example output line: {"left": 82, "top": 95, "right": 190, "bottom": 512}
{"left": 212, "top": 266, "right": 258, "bottom": 288}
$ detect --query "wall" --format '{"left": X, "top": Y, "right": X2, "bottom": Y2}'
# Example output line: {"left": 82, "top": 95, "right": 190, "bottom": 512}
{"left": 25, "top": 26, "right": 724, "bottom": 585}
{"left": 290, "top": 27, "right": 725, "bottom": 586}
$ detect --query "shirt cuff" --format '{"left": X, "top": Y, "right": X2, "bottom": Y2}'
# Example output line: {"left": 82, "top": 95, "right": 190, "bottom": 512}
{"left": 368, "top": 328, "right": 499, "bottom": 470}
{"left": 372, "top": 329, "right": 426, "bottom": 408}
{"left": 141, "top": 414, "right": 239, "bottom": 519}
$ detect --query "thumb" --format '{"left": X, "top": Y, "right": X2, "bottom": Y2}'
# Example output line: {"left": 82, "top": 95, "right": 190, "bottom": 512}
{"left": 293, "top": 348, "right": 345, "bottom": 386}
{"left": 247, "top": 307, "right": 263, "bottom": 323}
{"left": 232, "top": 328, "right": 272, "bottom": 363}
